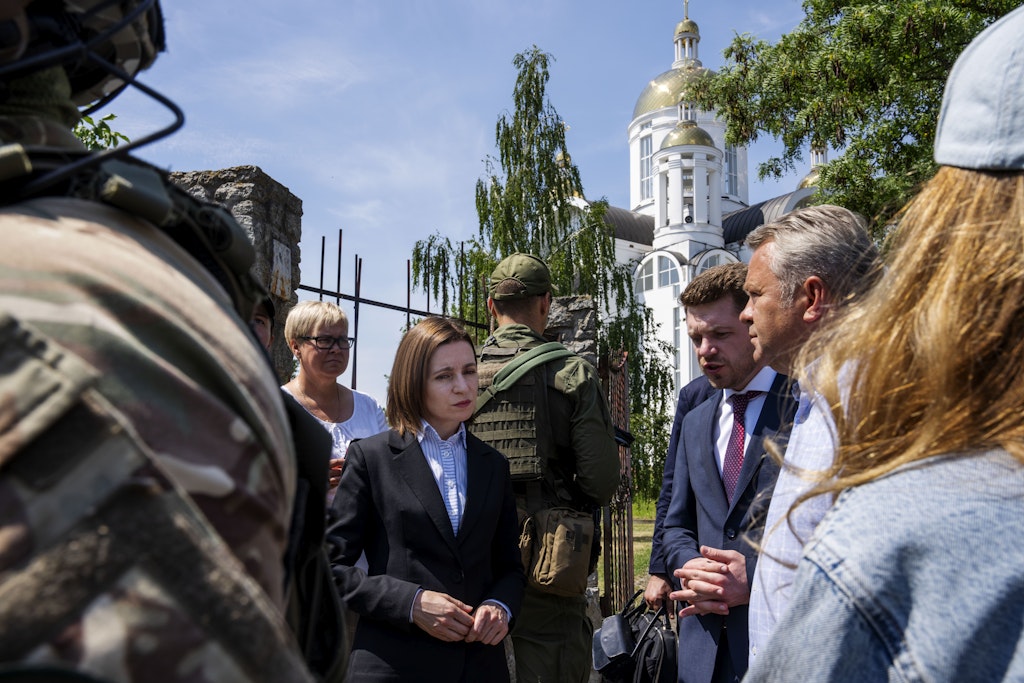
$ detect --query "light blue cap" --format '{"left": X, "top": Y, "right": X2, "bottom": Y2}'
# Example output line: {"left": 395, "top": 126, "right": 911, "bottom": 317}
{"left": 934, "top": 6, "right": 1024, "bottom": 170}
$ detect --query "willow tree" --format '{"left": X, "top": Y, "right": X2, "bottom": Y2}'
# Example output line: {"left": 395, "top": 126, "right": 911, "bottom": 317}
{"left": 412, "top": 47, "right": 675, "bottom": 500}
{"left": 690, "top": 0, "right": 1020, "bottom": 234}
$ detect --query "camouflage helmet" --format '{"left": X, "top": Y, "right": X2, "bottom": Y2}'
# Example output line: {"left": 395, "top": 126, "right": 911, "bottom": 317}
{"left": 0, "top": 0, "right": 165, "bottom": 107}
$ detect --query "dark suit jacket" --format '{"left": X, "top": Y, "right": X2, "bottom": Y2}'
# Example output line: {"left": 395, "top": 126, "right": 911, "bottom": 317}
{"left": 649, "top": 375, "right": 716, "bottom": 576}
{"left": 662, "top": 372, "right": 796, "bottom": 683}
{"left": 327, "top": 428, "right": 525, "bottom": 682}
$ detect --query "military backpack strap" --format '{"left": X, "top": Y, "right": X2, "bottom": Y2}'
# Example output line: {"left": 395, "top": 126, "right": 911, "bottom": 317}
{"left": 474, "top": 341, "right": 570, "bottom": 414}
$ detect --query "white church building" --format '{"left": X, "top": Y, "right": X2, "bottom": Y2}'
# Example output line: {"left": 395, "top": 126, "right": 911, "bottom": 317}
{"left": 600, "top": 3, "right": 820, "bottom": 393}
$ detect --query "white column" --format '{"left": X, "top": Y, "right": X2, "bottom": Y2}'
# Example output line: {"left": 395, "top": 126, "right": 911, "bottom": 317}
{"left": 669, "top": 159, "right": 685, "bottom": 226}
{"left": 654, "top": 163, "right": 667, "bottom": 227}
{"left": 692, "top": 156, "right": 709, "bottom": 225}
{"left": 709, "top": 168, "right": 722, "bottom": 227}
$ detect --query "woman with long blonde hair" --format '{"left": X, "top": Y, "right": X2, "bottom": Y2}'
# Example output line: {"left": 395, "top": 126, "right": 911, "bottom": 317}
{"left": 747, "top": 7, "right": 1024, "bottom": 681}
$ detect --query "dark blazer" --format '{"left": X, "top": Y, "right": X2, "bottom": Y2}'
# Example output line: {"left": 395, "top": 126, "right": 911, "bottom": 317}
{"left": 662, "top": 372, "right": 796, "bottom": 683}
{"left": 649, "top": 375, "right": 717, "bottom": 576}
{"left": 327, "top": 428, "right": 525, "bottom": 682}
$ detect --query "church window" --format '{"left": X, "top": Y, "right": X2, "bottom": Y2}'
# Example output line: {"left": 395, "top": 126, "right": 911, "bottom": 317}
{"left": 724, "top": 145, "right": 738, "bottom": 196}
{"left": 640, "top": 135, "right": 653, "bottom": 200}
{"left": 697, "top": 253, "right": 722, "bottom": 274}
{"left": 635, "top": 258, "right": 655, "bottom": 293}
{"left": 658, "top": 255, "right": 679, "bottom": 288}
{"left": 640, "top": 123, "right": 653, "bottom": 200}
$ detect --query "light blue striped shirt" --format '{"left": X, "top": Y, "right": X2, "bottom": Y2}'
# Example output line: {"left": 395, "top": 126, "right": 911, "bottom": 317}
{"left": 411, "top": 421, "right": 512, "bottom": 623}
{"left": 418, "top": 421, "right": 468, "bottom": 535}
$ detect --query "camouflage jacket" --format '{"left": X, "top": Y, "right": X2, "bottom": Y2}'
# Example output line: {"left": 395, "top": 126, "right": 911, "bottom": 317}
{"left": 0, "top": 117, "right": 312, "bottom": 682}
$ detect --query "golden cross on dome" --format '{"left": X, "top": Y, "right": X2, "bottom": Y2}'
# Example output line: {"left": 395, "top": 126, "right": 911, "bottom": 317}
{"left": 684, "top": 0, "right": 690, "bottom": 19}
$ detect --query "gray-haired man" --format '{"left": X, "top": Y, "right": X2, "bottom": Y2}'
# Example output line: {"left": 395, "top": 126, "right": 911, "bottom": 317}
{"left": 740, "top": 205, "right": 879, "bottom": 666}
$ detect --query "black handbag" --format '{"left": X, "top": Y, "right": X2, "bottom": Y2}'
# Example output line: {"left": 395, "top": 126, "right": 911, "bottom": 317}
{"left": 592, "top": 590, "right": 678, "bottom": 683}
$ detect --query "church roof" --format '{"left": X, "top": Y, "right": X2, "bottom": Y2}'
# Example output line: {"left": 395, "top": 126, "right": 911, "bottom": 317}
{"left": 602, "top": 188, "right": 817, "bottom": 249}
{"left": 604, "top": 205, "right": 654, "bottom": 245}
{"left": 721, "top": 189, "right": 816, "bottom": 244}
{"left": 633, "top": 65, "right": 708, "bottom": 119}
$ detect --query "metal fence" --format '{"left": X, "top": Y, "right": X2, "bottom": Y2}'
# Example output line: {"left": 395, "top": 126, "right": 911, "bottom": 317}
{"left": 601, "top": 351, "right": 634, "bottom": 615}
{"left": 300, "top": 233, "right": 635, "bottom": 615}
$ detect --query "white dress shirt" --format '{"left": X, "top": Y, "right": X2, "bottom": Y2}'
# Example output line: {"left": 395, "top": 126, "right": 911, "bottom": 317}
{"left": 714, "top": 366, "right": 779, "bottom": 475}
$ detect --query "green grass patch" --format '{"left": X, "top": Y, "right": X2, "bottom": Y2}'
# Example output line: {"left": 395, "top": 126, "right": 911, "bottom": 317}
{"left": 632, "top": 499, "right": 655, "bottom": 591}
{"left": 632, "top": 496, "right": 657, "bottom": 520}
{"left": 597, "top": 498, "right": 659, "bottom": 594}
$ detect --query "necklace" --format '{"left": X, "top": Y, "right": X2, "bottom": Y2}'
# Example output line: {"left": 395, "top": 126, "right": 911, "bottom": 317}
{"left": 297, "top": 382, "right": 343, "bottom": 423}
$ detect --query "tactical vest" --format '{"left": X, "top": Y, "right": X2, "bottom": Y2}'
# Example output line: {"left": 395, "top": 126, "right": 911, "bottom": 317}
{"left": 475, "top": 342, "right": 587, "bottom": 515}
{"left": 0, "top": 147, "right": 329, "bottom": 681}
{"left": 475, "top": 344, "right": 552, "bottom": 481}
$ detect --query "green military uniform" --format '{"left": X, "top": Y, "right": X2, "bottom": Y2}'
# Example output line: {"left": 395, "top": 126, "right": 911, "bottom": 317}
{"left": 0, "top": 106, "right": 314, "bottom": 680}
{"left": 477, "top": 322, "right": 619, "bottom": 683}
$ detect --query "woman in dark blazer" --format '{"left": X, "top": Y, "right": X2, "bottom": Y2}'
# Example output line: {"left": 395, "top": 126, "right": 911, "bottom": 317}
{"left": 328, "top": 316, "right": 525, "bottom": 682}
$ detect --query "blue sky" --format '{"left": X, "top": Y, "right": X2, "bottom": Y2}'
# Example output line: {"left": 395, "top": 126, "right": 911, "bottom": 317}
{"left": 106, "top": 0, "right": 809, "bottom": 401}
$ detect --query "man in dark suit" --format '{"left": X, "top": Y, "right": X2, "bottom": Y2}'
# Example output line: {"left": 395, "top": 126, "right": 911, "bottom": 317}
{"left": 662, "top": 263, "right": 797, "bottom": 683}
{"left": 644, "top": 374, "right": 715, "bottom": 609}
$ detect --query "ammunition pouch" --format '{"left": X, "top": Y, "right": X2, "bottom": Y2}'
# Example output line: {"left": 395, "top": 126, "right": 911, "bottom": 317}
{"left": 519, "top": 507, "right": 595, "bottom": 597}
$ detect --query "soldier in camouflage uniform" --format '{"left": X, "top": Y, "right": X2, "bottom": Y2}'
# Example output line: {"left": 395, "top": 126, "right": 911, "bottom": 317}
{"left": 475, "top": 253, "right": 620, "bottom": 683}
{"left": 0, "top": 1, "right": 316, "bottom": 680}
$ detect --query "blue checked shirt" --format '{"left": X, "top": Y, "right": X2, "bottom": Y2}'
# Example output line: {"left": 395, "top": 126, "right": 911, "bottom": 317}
{"left": 748, "top": 381, "right": 837, "bottom": 666}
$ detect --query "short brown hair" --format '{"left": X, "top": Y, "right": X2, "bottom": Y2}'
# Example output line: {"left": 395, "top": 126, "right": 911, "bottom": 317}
{"left": 386, "top": 316, "right": 474, "bottom": 436}
{"left": 679, "top": 262, "right": 748, "bottom": 313}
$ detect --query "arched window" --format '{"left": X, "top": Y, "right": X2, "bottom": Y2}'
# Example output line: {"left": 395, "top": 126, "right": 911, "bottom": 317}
{"left": 658, "top": 255, "right": 680, "bottom": 288}
{"left": 635, "top": 258, "right": 655, "bottom": 293}
{"left": 694, "top": 250, "right": 737, "bottom": 276}
{"left": 696, "top": 253, "right": 721, "bottom": 274}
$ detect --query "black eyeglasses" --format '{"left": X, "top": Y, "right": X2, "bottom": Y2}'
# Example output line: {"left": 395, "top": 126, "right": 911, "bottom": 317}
{"left": 300, "top": 335, "right": 356, "bottom": 350}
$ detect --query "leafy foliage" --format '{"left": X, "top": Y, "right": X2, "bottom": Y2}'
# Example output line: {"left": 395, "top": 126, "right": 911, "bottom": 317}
{"left": 73, "top": 113, "right": 130, "bottom": 151}
{"left": 411, "top": 47, "right": 675, "bottom": 499}
{"left": 690, "top": 0, "right": 1021, "bottom": 234}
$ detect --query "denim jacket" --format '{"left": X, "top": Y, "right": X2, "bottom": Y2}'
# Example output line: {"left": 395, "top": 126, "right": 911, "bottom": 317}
{"left": 745, "top": 449, "right": 1024, "bottom": 682}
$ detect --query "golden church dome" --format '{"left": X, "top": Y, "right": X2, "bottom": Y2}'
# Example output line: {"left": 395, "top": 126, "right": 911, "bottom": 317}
{"left": 660, "top": 120, "right": 716, "bottom": 149}
{"left": 633, "top": 65, "right": 708, "bottom": 119}
{"left": 797, "top": 167, "right": 821, "bottom": 189}
{"left": 675, "top": 18, "right": 699, "bottom": 36}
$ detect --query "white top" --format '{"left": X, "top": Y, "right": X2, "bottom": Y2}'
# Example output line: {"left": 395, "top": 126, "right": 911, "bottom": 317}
{"left": 283, "top": 386, "right": 387, "bottom": 459}
{"left": 281, "top": 385, "right": 387, "bottom": 506}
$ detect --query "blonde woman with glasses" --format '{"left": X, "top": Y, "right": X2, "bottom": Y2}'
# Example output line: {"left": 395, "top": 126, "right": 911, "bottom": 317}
{"left": 284, "top": 301, "right": 387, "bottom": 503}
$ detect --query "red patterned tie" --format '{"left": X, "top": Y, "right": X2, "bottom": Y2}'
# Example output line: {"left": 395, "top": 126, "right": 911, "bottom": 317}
{"left": 723, "top": 391, "right": 762, "bottom": 503}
